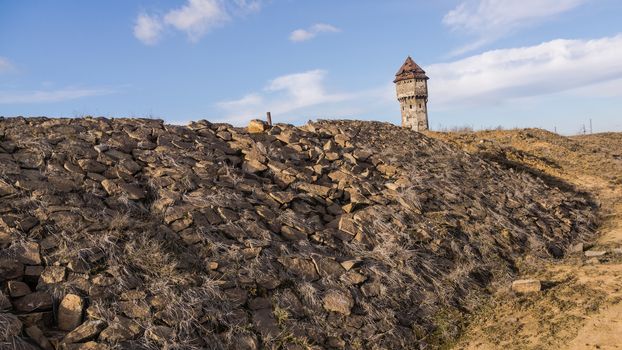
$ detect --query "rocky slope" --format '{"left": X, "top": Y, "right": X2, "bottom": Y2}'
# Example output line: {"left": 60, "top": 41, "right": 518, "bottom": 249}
{"left": 427, "top": 129, "right": 622, "bottom": 349}
{"left": 0, "top": 117, "right": 596, "bottom": 349}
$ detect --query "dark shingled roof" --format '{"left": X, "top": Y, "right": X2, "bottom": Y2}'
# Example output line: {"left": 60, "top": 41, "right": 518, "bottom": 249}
{"left": 394, "top": 56, "right": 429, "bottom": 83}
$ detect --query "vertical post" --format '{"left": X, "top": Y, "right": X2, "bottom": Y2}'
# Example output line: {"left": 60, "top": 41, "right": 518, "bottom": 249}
{"left": 266, "top": 112, "right": 272, "bottom": 126}
{"left": 590, "top": 118, "right": 593, "bottom": 134}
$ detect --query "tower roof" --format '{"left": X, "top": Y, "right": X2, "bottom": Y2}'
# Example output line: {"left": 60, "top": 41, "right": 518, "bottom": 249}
{"left": 394, "top": 56, "right": 429, "bottom": 83}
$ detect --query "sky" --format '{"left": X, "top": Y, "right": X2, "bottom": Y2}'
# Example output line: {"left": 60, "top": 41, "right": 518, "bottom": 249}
{"left": 1, "top": 0, "right": 622, "bottom": 134}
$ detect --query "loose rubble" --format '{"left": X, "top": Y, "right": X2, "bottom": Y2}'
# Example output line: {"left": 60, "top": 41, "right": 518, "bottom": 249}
{"left": 0, "top": 117, "right": 596, "bottom": 349}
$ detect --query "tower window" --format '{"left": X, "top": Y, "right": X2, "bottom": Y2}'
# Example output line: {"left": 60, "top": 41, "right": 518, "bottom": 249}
{"left": 419, "top": 104, "right": 422, "bottom": 108}
{"left": 410, "top": 105, "right": 412, "bottom": 109}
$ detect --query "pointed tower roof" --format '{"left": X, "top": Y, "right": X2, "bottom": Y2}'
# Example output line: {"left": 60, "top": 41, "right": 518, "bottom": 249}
{"left": 394, "top": 56, "right": 429, "bottom": 83}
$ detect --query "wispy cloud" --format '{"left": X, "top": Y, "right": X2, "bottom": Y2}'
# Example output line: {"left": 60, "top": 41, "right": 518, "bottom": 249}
{"left": 427, "top": 34, "right": 622, "bottom": 109}
{"left": 217, "top": 69, "right": 380, "bottom": 124}
{"left": 443, "top": 0, "right": 589, "bottom": 55}
{"left": 0, "top": 57, "right": 13, "bottom": 73}
{"left": 0, "top": 87, "right": 115, "bottom": 104}
{"left": 289, "top": 23, "right": 340, "bottom": 42}
{"left": 134, "top": 13, "right": 164, "bottom": 45}
{"left": 134, "top": 0, "right": 262, "bottom": 45}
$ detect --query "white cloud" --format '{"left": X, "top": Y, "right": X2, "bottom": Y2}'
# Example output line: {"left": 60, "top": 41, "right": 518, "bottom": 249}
{"left": 164, "top": 0, "right": 229, "bottom": 42}
{"left": 0, "top": 57, "right": 13, "bottom": 73}
{"left": 444, "top": 0, "right": 588, "bottom": 54}
{"left": 133, "top": 13, "right": 164, "bottom": 45}
{"left": 0, "top": 87, "right": 114, "bottom": 104}
{"left": 134, "top": 0, "right": 262, "bottom": 45}
{"left": 427, "top": 34, "right": 622, "bottom": 109}
{"left": 289, "top": 23, "right": 340, "bottom": 43}
{"left": 217, "top": 69, "right": 356, "bottom": 124}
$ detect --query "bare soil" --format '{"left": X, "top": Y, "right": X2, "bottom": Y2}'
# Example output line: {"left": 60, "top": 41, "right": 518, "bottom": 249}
{"left": 430, "top": 129, "right": 622, "bottom": 349}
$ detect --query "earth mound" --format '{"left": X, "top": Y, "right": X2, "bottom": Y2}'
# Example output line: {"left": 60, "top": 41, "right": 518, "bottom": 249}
{"left": 0, "top": 117, "right": 595, "bottom": 349}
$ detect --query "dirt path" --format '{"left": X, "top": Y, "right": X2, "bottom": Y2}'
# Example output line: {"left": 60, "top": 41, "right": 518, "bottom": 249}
{"left": 427, "top": 130, "right": 622, "bottom": 350}
{"left": 455, "top": 196, "right": 622, "bottom": 349}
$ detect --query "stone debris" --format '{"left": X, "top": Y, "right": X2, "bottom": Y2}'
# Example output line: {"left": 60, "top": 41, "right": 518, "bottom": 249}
{"left": 0, "top": 117, "right": 597, "bottom": 349}
{"left": 512, "top": 279, "right": 542, "bottom": 294}
{"left": 584, "top": 250, "right": 608, "bottom": 258}
{"left": 58, "top": 294, "right": 84, "bottom": 331}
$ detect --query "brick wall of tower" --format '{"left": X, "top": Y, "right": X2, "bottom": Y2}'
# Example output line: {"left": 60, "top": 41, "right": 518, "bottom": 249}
{"left": 395, "top": 79, "right": 428, "bottom": 131}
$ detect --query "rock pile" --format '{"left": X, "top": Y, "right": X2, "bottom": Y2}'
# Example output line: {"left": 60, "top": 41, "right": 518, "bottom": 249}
{"left": 0, "top": 117, "right": 596, "bottom": 349}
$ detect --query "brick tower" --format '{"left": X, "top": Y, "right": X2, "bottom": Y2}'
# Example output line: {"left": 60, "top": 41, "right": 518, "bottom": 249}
{"left": 394, "top": 56, "right": 429, "bottom": 131}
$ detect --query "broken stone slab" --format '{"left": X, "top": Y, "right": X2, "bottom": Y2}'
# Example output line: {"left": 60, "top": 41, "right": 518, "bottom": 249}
{"left": 511, "top": 279, "right": 541, "bottom": 294}
{"left": 58, "top": 294, "right": 84, "bottom": 331}
{"left": 243, "top": 159, "right": 268, "bottom": 173}
{"left": 99, "top": 316, "right": 142, "bottom": 343}
{"left": 8, "top": 280, "right": 32, "bottom": 298}
{"left": 39, "top": 266, "right": 67, "bottom": 284}
{"left": 25, "top": 325, "right": 54, "bottom": 350}
{"left": 569, "top": 242, "right": 585, "bottom": 254}
{"left": 63, "top": 320, "right": 108, "bottom": 344}
{"left": 323, "top": 289, "right": 354, "bottom": 315}
{"left": 0, "top": 259, "right": 24, "bottom": 281}
{"left": 248, "top": 119, "right": 268, "bottom": 133}
{"left": 584, "top": 250, "right": 608, "bottom": 258}
{"left": 13, "top": 291, "right": 53, "bottom": 313}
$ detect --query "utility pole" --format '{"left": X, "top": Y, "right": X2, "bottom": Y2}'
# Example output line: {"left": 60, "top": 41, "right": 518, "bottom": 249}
{"left": 590, "top": 118, "right": 593, "bottom": 134}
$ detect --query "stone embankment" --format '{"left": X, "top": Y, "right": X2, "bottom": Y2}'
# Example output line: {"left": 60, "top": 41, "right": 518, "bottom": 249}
{"left": 0, "top": 117, "right": 596, "bottom": 349}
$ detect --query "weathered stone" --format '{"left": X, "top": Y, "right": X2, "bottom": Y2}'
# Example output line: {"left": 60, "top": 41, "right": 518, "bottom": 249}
{"left": 23, "top": 265, "right": 43, "bottom": 284}
{"left": 297, "top": 183, "right": 331, "bottom": 197}
{"left": 39, "top": 266, "right": 67, "bottom": 284}
{"left": 63, "top": 341, "right": 110, "bottom": 350}
{"left": 145, "top": 325, "right": 175, "bottom": 343}
{"left": 0, "top": 179, "right": 17, "bottom": 197}
{"left": 278, "top": 257, "right": 319, "bottom": 281}
{"left": 8, "top": 281, "right": 31, "bottom": 298}
{"left": 0, "top": 259, "right": 24, "bottom": 280}
{"left": 25, "top": 325, "right": 54, "bottom": 350}
{"left": 269, "top": 191, "right": 296, "bottom": 204}
{"left": 14, "top": 241, "right": 41, "bottom": 265}
{"left": 99, "top": 316, "right": 142, "bottom": 343}
{"left": 252, "top": 308, "right": 279, "bottom": 337}
{"left": 511, "top": 279, "right": 541, "bottom": 293}
{"left": 63, "top": 320, "right": 108, "bottom": 343}
{"left": 570, "top": 242, "right": 585, "bottom": 253}
{"left": 243, "top": 159, "right": 268, "bottom": 173}
{"left": 77, "top": 159, "right": 107, "bottom": 173}
{"left": 58, "top": 294, "right": 84, "bottom": 331}
{"left": 119, "top": 301, "right": 151, "bottom": 319}
{"left": 280, "top": 225, "right": 308, "bottom": 241}
{"left": 323, "top": 289, "right": 354, "bottom": 315}
{"left": 12, "top": 292, "right": 53, "bottom": 312}
{"left": 248, "top": 119, "right": 268, "bottom": 133}
{"left": 585, "top": 250, "right": 607, "bottom": 258}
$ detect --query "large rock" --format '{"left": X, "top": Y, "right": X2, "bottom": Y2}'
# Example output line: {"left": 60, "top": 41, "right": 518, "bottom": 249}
{"left": 99, "top": 316, "right": 142, "bottom": 343}
{"left": 0, "top": 259, "right": 24, "bottom": 281}
{"left": 8, "top": 281, "right": 31, "bottom": 298}
{"left": 25, "top": 325, "right": 54, "bottom": 350}
{"left": 63, "top": 320, "right": 107, "bottom": 344}
{"left": 323, "top": 289, "right": 354, "bottom": 315}
{"left": 39, "top": 266, "right": 67, "bottom": 284}
{"left": 12, "top": 291, "right": 53, "bottom": 312}
{"left": 248, "top": 119, "right": 268, "bottom": 133}
{"left": 58, "top": 294, "right": 84, "bottom": 331}
{"left": 511, "top": 279, "right": 541, "bottom": 294}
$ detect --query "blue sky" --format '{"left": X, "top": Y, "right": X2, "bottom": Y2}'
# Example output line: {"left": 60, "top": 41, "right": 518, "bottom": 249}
{"left": 1, "top": 0, "right": 621, "bottom": 134}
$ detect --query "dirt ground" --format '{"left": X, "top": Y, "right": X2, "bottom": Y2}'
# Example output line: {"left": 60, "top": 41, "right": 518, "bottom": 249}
{"left": 430, "top": 130, "right": 622, "bottom": 350}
